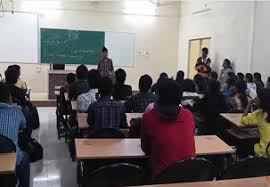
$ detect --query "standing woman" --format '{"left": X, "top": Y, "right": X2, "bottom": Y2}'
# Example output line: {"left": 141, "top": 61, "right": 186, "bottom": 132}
{"left": 97, "top": 47, "right": 114, "bottom": 81}
{"left": 220, "top": 59, "right": 234, "bottom": 91}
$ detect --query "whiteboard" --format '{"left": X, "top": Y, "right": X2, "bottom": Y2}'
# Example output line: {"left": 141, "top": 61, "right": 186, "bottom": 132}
{"left": 105, "top": 32, "right": 135, "bottom": 67}
{"left": 0, "top": 13, "right": 39, "bottom": 63}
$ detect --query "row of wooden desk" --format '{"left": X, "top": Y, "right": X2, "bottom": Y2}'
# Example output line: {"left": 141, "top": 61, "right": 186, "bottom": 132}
{"left": 0, "top": 153, "right": 16, "bottom": 175}
{"left": 130, "top": 176, "right": 270, "bottom": 187}
{"left": 75, "top": 136, "right": 235, "bottom": 160}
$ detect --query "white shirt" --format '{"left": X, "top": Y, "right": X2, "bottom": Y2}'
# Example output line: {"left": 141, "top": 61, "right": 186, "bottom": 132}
{"left": 77, "top": 89, "right": 98, "bottom": 112}
{"left": 247, "top": 83, "right": 257, "bottom": 99}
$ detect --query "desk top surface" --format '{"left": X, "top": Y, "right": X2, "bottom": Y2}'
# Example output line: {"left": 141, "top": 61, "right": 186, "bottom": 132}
{"left": 0, "top": 153, "right": 16, "bottom": 174}
{"left": 220, "top": 113, "right": 243, "bottom": 127}
{"left": 130, "top": 176, "right": 270, "bottom": 187}
{"left": 75, "top": 135, "right": 235, "bottom": 160}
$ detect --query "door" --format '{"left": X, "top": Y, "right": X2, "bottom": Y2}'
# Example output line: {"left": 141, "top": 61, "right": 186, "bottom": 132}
{"left": 188, "top": 38, "right": 211, "bottom": 78}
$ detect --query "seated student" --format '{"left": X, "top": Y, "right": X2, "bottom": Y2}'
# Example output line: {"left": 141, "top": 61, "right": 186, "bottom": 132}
{"left": 87, "top": 77, "right": 127, "bottom": 130}
{"left": 228, "top": 81, "right": 248, "bottom": 113}
{"left": 77, "top": 69, "right": 100, "bottom": 112}
{"left": 63, "top": 73, "right": 76, "bottom": 93}
{"left": 246, "top": 73, "right": 257, "bottom": 99}
{"left": 113, "top": 68, "right": 132, "bottom": 101}
{"left": 141, "top": 79, "right": 195, "bottom": 177}
{"left": 194, "top": 80, "right": 227, "bottom": 134}
{"left": 194, "top": 74, "right": 208, "bottom": 94}
{"left": 182, "top": 79, "right": 196, "bottom": 93}
{"left": 12, "top": 65, "right": 27, "bottom": 90}
{"left": 237, "top": 72, "right": 245, "bottom": 82}
{"left": 0, "top": 83, "right": 30, "bottom": 187}
{"left": 151, "top": 72, "right": 169, "bottom": 94}
{"left": 125, "top": 74, "right": 157, "bottom": 113}
{"left": 254, "top": 72, "right": 265, "bottom": 90}
{"left": 68, "top": 64, "right": 89, "bottom": 100}
{"left": 5, "top": 66, "right": 27, "bottom": 106}
{"left": 176, "top": 70, "right": 185, "bottom": 87}
{"left": 241, "top": 88, "right": 270, "bottom": 157}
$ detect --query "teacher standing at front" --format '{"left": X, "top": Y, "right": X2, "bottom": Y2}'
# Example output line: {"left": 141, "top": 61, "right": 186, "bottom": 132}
{"left": 98, "top": 47, "right": 114, "bottom": 81}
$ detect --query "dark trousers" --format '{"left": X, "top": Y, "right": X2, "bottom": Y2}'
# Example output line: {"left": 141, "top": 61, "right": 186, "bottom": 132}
{"left": 16, "top": 153, "right": 30, "bottom": 187}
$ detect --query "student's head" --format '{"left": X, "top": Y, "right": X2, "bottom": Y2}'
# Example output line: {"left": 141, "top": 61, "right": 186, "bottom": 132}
{"left": 182, "top": 79, "right": 196, "bottom": 92}
{"left": 99, "top": 77, "right": 113, "bottom": 97}
{"left": 257, "top": 88, "right": 270, "bottom": 122}
{"left": 237, "top": 72, "right": 245, "bottom": 81}
{"left": 101, "top": 46, "right": 108, "bottom": 58}
{"left": 76, "top": 65, "right": 88, "bottom": 80}
{"left": 88, "top": 69, "right": 101, "bottom": 89}
{"left": 5, "top": 66, "right": 20, "bottom": 84}
{"left": 202, "top": 47, "right": 209, "bottom": 58}
{"left": 176, "top": 71, "right": 184, "bottom": 83}
{"left": 66, "top": 73, "right": 76, "bottom": 85}
{"left": 159, "top": 72, "right": 168, "bottom": 80}
{"left": 245, "top": 73, "right": 253, "bottom": 83}
{"left": 254, "top": 72, "right": 262, "bottom": 82}
{"left": 157, "top": 79, "right": 182, "bottom": 107}
{"left": 139, "top": 74, "right": 153, "bottom": 93}
{"left": 0, "top": 83, "right": 11, "bottom": 103}
{"left": 210, "top": 71, "right": 218, "bottom": 81}
{"left": 223, "top": 59, "right": 232, "bottom": 69}
{"left": 115, "top": 68, "right": 127, "bottom": 85}
{"left": 12, "top": 65, "right": 21, "bottom": 77}
{"left": 207, "top": 80, "right": 221, "bottom": 95}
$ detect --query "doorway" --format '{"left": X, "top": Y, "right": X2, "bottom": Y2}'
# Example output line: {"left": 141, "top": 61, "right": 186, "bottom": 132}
{"left": 188, "top": 38, "right": 211, "bottom": 78}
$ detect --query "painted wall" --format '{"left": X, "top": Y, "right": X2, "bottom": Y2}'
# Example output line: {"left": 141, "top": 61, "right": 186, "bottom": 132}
{"left": 0, "top": 1, "right": 180, "bottom": 100}
{"left": 178, "top": 1, "right": 255, "bottom": 76}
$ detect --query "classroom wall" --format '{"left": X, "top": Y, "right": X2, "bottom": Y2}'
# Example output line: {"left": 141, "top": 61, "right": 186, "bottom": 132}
{"left": 0, "top": 1, "right": 180, "bottom": 100}
{"left": 178, "top": 1, "right": 255, "bottom": 76}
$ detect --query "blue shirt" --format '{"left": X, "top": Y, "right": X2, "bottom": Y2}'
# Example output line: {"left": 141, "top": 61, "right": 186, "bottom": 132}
{"left": 87, "top": 96, "right": 127, "bottom": 130}
{"left": 0, "top": 103, "right": 27, "bottom": 165}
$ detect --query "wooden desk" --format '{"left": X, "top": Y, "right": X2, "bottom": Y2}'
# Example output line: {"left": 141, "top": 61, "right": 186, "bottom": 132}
{"left": 220, "top": 113, "right": 243, "bottom": 127}
{"left": 130, "top": 176, "right": 270, "bottom": 187}
{"left": 126, "top": 113, "right": 143, "bottom": 127}
{"left": 75, "top": 136, "right": 235, "bottom": 160}
{"left": 0, "top": 153, "right": 16, "bottom": 174}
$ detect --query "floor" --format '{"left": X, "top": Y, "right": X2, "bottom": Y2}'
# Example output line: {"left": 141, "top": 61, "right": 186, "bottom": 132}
{"left": 30, "top": 107, "right": 77, "bottom": 187}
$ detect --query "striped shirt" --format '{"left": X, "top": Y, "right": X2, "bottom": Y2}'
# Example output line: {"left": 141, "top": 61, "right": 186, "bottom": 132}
{"left": 98, "top": 57, "right": 114, "bottom": 79}
{"left": 0, "top": 103, "right": 27, "bottom": 165}
{"left": 87, "top": 96, "right": 127, "bottom": 130}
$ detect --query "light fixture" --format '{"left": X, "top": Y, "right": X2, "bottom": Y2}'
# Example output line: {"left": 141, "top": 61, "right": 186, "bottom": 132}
{"left": 123, "top": 0, "right": 157, "bottom": 16}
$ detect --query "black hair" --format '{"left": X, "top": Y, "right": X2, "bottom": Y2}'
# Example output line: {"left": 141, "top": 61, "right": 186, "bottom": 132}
{"left": 102, "top": 46, "right": 108, "bottom": 53}
{"left": 202, "top": 47, "right": 208, "bottom": 53}
{"left": 139, "top": 74, "right": 152, "bottom": 93}
{"left": 5, "top": 66, "right": 19, "bottom": 84}
{"left": 237, "top": 72, "right": 245, "bottom": 81}
{"left": 66, "top": 73, "right": 76, "bottom": 85}
{"left": 159, "top": 72, "right": 168, "bottom": 79}
{"left": 254, "top": 72, "right": 262, "bottom": 81}
{"left": 99, "top": 77, "right": 113, "bottom": 96}
{"left": 210, "top": 71, "right": 218, "bottom": 80}
{"left": 76, "top": 65, "right": 88, "bottom": 80}
{"left": 224, "top": 59, "right": 232, "bottom": 69}
{"left": 257, "top": 88, "right": 270, "bottom": 122}
{"left": 176, "top": 71, "right": 184, "bottom": 84}
{"left": 245, "top": 73, "right": 253, "bottom": 83}
{"left": 88, "top": 69, "right": 101, "bottom": 89}
{"left": 115, "top": 68, "right": 127, "bottom": 85}
{"left": 157, "top": 79, "right": 182, "bottom": 107}
{"left": 182, "top": 79, "right": 196, "bottom": 92}
{"left": 0, "top": 83, "right": 11, "bottom": 103}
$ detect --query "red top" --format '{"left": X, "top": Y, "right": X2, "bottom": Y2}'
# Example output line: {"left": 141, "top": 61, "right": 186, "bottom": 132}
{"left": 141, "top": 107, "right": 196, "bottom": 177}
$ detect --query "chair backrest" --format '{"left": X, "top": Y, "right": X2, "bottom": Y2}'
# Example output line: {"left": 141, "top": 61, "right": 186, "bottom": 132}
{"left": 0, "top": 135, "right": 16, "bottom": 153}
{"left": 89, "top": 128, "right": 125, "bottom": 138}
{"left": 220, "top": 157, "right": 270, "bottom": 180}
{"left": 154, "top": 158, "right": 214, "bottom": 184}
{"left": 85, "top": 163, "right": 144, "bottom": 187}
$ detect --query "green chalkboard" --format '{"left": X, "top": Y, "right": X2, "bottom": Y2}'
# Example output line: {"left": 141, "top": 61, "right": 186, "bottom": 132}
{"left": 41, "top": 28, "right": 105, "bottom": 65}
